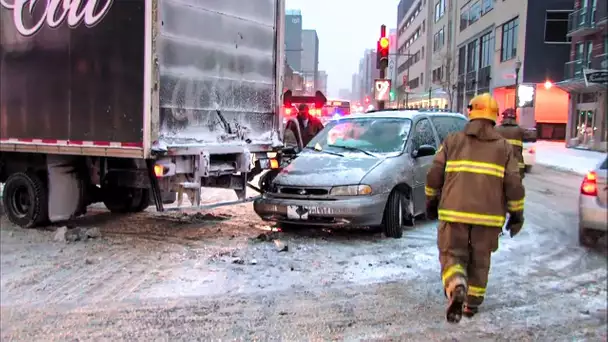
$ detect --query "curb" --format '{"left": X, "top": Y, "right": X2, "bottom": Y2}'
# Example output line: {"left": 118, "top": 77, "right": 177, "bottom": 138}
{"left": 535, "top": 163, "right": 587, "bottom": 176}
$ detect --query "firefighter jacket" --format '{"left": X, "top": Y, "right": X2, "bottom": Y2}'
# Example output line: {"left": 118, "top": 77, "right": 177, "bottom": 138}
{"left": 425, "top": 120, "right": 525, "bottom": 227}
{"left": 496, "top": 120, "right": 526, "bottom": 171}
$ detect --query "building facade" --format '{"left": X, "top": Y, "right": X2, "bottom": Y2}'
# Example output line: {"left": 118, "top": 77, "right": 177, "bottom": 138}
{"left": 285, "top": 9, "right": 302, "bottom": 72}
{"left": 317, "top": 70, "right": 328, "bottom": 95}
{"left": 351, "top": 73, "right": 361, "bottom": 102}
{"left": 301, "top": 29, "right": 319, "bottom": 93}
{"left": 396, "top": 0, "right": 429, "bottom": 107}
{"left": 453, "top": 0, "right": 573, "bottom": 139}
{"left": 558, "top": 0, "right": 607, "bottom": 151}
{"left": 358, "top": 49, "right": 380, "bottom": 103}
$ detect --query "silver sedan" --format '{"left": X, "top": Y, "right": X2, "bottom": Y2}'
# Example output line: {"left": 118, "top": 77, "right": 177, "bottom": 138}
{"left": 253, "top": 110, "right": 468, "bottom": 238}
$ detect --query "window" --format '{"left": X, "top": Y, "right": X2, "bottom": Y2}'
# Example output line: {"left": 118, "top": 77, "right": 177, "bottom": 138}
{"left": 458, "top": 46, "right": 466, "bottom": 75}
{"left": 308, "top": 118, "right": 413, "bottom": 154}
{"left": 480, "top": 32, "right": 492, "bottom": 67}
{"left": 482, "top": 0, "right": 493, "bottom": 14}
{"left": 586, "top": 41, "right": 593, "bottom": 67}
{"left": 467, "top": 40, "right": 479, "bottom": 72}
{"left": 433, "top": 27, "right": 445, "bottom": 51}
{"left": 501, "top": 17, "right": 519, "bottom": 62}
{"left": 432, "top": 67, "right": 443, "bottom": 83}
{"left": 469, "top": 1, "right": 481, "bottom": 24}
{"left": 411, "top": 118, "right": 437, "bottom": 149}
{"left": 544, "top": 11, "right": 570, "bottom": 43}
{"left": 460, "top": 8, "right": 469, "bottom": 31}
{"left": 434, "top": 0, "right": 446, "bottom": 22}
{"left": 430, "top": 116, "right": 467, "bottom": 143}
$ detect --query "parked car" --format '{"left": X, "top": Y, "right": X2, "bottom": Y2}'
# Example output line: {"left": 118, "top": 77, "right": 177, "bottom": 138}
{"left": 253, "top": 110, "right": 468, "bottom": 238}
{"left": 578, "top": 157, "right": 608, "bottom": 247}
{"left": 522, "top": 128, "right": 537, "bottom": 172}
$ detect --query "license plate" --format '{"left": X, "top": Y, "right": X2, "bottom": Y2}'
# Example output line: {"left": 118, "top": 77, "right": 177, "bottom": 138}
{"left": 287, "top": 205, "right": 309, "bottom": 220}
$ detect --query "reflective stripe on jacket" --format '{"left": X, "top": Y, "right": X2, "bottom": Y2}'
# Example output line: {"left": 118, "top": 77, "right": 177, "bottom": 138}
{"left": 425, "top": 120, "right": 525, "bottom": 227}
{"left": 496, "top": 124, "right": 526, "bottom": 170}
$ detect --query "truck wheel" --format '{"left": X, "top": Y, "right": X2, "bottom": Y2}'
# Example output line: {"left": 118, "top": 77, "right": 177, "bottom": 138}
{"left": 129, "top": 188, "right": 151, "bottom": 212}
{"left": 2, "top": 172, "right": 49, "bottom": 228}
{"left": 382, "top": 190, "right": 406, "bottom": 238}
{"left": 102, "top": 186, "right": 137, "bottom": 213}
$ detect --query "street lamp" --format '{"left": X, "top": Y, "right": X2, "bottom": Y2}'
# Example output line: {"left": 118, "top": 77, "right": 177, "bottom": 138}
{"left": 513, "top": 58, "right": 522, "bottom": 110}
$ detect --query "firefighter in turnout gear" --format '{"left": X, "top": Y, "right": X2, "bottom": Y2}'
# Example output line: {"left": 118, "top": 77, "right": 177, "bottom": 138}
{"left": 496, "top": 108, "right": 526, "bottom": 178}
{"left": 425, "top": 93, "right": 525, "bottom": 323}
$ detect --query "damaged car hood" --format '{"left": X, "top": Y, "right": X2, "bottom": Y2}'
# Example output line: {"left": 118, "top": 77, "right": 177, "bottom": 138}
{"left": 273, "top": 152, "right": 384, "bottom": 187}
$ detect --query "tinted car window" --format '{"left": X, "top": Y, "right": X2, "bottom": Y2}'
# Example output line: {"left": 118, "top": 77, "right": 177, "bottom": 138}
{"left": 307, "top": 117, "right": 413, "bottom": 154}
{"left": 600, "top": 157, "right": 607, "bottom": 170}
{"left": 411, "top": 118, "right": 437, "bottom": 149}
{"left": 430, "top": 116, "right": 467, "bottom": 143}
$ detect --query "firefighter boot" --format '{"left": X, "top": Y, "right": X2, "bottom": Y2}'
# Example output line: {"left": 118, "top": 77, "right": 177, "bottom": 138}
{"left": 463, "top": 305, "right": 478, "bottom": 318}
{"left": 446, "top": 284, "right": 466, "bottom": 323}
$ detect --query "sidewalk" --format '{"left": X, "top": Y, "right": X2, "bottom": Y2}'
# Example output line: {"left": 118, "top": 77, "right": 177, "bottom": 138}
{"left": 534, "top": 141, "right": 606, "bottom": 175}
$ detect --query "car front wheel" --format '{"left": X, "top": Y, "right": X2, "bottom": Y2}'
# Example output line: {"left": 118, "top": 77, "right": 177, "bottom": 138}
{"left": 383, "top": 190, "right": 407, "bottom": 238}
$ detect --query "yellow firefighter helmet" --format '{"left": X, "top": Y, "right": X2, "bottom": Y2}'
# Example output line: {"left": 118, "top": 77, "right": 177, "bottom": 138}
{"left": 467, "top": 93, "right": 499, "bottom": 123}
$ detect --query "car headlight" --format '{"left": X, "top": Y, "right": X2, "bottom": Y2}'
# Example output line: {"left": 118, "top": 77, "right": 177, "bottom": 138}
{"left": 329, "top": 185, "right": 372, "bottom": 196}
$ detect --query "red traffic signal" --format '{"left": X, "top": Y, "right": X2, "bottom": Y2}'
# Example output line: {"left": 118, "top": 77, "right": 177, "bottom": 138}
{"left": 376, "top": 25, "right": 389, "bottom": 69}
{"left": 379, "top": 37, "right": 389, "bottom": 50}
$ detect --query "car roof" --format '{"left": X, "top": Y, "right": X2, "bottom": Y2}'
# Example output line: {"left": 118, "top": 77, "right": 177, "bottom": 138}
{"left": 330, "top": 109, "right": 467, "bottom": 121}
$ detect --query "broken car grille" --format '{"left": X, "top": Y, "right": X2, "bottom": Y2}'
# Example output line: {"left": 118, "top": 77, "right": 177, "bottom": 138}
{"left": 277, "top": 187, "right": 329, "bottom": 196}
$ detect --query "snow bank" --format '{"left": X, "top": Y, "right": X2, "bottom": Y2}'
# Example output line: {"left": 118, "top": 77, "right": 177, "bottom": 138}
{"left": 535, "top": 141, "right": 606, "bottom": 175}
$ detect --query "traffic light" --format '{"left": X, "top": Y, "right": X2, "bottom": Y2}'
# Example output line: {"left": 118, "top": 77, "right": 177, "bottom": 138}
{"left": 376, "top": 25, "right": 389, "bottom": 69}
{"left": 389, "top": 90, "right": 395, "bottom": 101}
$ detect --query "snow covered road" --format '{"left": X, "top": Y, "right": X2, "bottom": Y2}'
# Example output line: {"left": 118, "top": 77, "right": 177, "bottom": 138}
{"left": 0, "top": 165, "right": 606, "bottom": 340}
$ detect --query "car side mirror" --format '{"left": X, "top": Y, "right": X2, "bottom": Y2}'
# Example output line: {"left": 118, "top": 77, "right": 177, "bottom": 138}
{"left": 412, "top": 144, "right": 436, "bottom": 158}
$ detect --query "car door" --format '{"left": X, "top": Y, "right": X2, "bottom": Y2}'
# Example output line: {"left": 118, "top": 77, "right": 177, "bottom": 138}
{"left": 410, "top": 118, "right": 439, "bottom": 214}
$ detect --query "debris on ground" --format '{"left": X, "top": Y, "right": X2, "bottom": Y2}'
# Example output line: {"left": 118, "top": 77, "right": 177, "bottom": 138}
{"left": 53, "top": 226, "right": 102, "bottom": 243}
{"left": 274, "top": 239, "right": 288, "bottom": 252}
{"left": 232, "top": 257, "right": 244, "bottom": 265}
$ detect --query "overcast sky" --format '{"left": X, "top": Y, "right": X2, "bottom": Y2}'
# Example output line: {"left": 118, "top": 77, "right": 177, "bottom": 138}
{"left": 285, "top": 0, "right": 399, "bottom": 98}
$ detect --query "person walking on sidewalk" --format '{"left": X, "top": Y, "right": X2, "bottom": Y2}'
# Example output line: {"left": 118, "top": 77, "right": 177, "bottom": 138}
{"left": 496, "top": 108, "right": 526, "bottom": 178}
{"left": 424, "top": 93, "right": 526, "bottom": 323}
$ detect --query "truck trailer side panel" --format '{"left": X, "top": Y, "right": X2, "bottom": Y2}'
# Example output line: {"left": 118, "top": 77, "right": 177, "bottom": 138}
{"left": 0, "top": 0, "right": 145, "bottom": 152}
{"left": 155, "top": 0, "right": 282, "bottom": 149}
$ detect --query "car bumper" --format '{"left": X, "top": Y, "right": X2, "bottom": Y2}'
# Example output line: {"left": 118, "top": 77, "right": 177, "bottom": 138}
{"left": 253, "top": 193, "right": 389, "bottom": 227}
{"left": 579, "top": 195, "right": 608, "bottom": 231}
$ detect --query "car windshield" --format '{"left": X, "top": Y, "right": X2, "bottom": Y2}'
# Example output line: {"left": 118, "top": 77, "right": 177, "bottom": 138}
{"left": 306, "top": 117, "right": 412, "bottom": 154}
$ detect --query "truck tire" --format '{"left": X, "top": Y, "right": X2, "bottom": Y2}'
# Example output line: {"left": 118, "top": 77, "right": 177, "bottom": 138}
{"left": 102, "top": 186, "right": 138, "bottom": 213}
{"left": 2, "top": 172, "right": 49, "bottom": 228}
{"left": 130, "top": 188, "right": 151, "bottom": 212}
{"left": 382, "top": 190, "right": 406, "bottom": 238}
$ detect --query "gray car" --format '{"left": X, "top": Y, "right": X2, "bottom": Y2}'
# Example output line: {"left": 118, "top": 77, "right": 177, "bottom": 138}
{"left": 253, "top": 110, "right": 468, "bottom": 238}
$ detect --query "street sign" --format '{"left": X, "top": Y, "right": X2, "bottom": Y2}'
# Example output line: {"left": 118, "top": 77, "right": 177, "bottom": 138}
{"left": 374, "top": 79, "right": 391, "bottom": 101}
{"left": 584, "top": 69, "right": 608, "bottom": 86}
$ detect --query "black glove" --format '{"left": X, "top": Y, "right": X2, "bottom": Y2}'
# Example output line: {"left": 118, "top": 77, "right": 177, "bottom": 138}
{"left": 426, "top": 199, "right": 439, "bottom": 220}
{"left": 506, "top": 212, "right": 524, "bottom": 238}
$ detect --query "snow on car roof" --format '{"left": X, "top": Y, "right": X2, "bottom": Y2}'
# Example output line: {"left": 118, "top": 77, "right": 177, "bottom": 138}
{"left": 331, "top": 110, "right": 466, "bottom": 121}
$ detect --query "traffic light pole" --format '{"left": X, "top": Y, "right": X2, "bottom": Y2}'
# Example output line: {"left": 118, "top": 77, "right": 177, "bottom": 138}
{"left": 378, "top": 67, "right": 386, "bottom": 110}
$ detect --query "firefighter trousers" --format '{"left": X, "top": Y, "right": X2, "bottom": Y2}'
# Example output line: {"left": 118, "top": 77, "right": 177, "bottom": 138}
{"left": 437, "top": 221, "right": 501, "bottom": 309}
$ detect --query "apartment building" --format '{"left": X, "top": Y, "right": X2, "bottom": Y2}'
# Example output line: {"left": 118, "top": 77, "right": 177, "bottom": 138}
{"left": 558, "top": 0, "right": 607, "bottom": 151}
{"left": 396, "top": 0, "right": 429, "bottom": 106}
{"left": 454, "top": 0, "right": 574, "bottom": 138}
{"left": 421, "top": 0, "right": 459, "bottom": 109}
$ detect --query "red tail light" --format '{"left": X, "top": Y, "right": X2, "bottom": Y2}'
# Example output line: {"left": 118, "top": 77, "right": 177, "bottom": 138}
{"left": 581, "top": 171, "right": 598, "bottom": 196}
{"left": 528, "top": 146, "right": 535, "bottom": 154}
